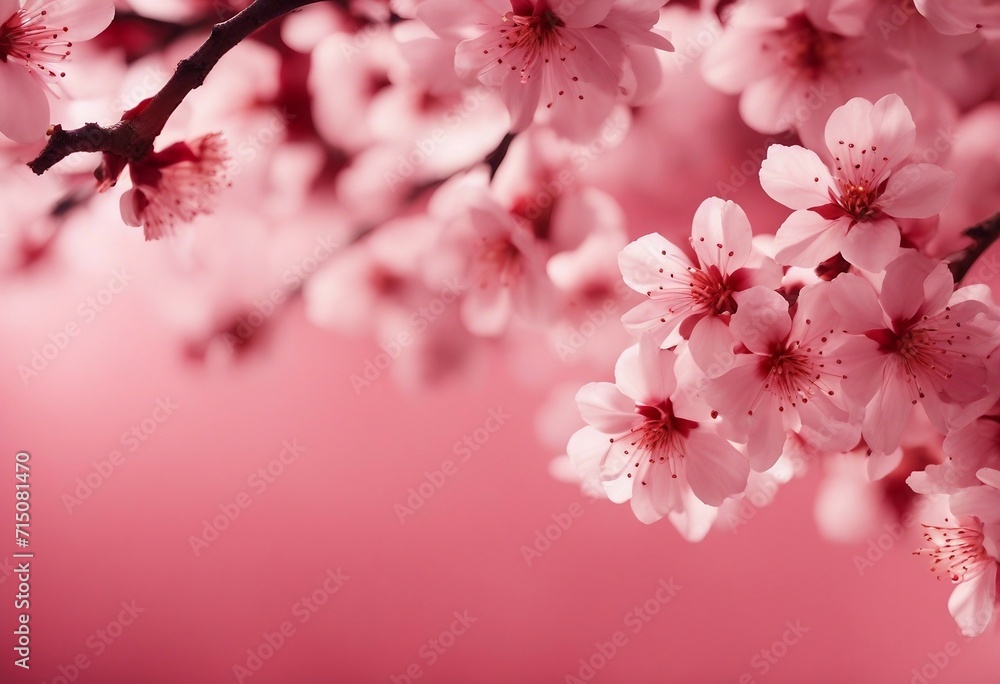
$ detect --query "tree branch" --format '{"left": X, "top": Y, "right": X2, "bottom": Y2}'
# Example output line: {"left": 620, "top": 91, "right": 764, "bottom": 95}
{"left": 27, "top": 0, "right": 328, "bottom": 175}
{"left": 949, "top": 212, "right": 1000, "bottom": 284}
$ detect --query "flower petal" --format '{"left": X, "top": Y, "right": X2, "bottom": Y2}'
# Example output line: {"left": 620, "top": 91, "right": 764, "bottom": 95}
{"left": 773, "top": 210, "right": 849, "bottom": 268}
{"left": 688, "top": 314, "right": 736, "bottom": 377}
{"left": 824, "top": 94, "right": 915, "bottom": 179}
{"left": 614, "top": 337, "right": 676, "bottom": 404}
{"left": 824, "top": 97, "right": 875, "bottom": 158}
{"left": 0, "top": 63, "right": 49, "bottom": 143}
{"left": 620, "top": 299, "right": 687, "bottom": 346}
{"left": 879, "top": 164, "right": 955, "bottom": 219}
{"left": 840, "top": 218, "right": 901, "bottom": 272}
{"left": 948, "top": 563, "right": 997, "bottom": 638}
{"left": 746, "top": 392, "right": 786, "bottom": 472}
{"left": 731, "top": 286, "right": 790, "bottom": 354}
{"left": 867, "top": 448, "right": 903, "bottom": 481}
{"left": 691, "top": 197, "right": 753, "bottom": 270}
{"left": 575, "top": 382, "right": 638, "bottom": 434}
{"left": 829, "top": 273, "right": 887, "bottom": 331}
{"left": 500, "top": 64, "right": 543, "bottom": 132}
{"left": 49, "top": 0, "right": 116, "bottom": 41}
{"left": 629, "top": 462, "right": 678, "bottom": 524}
{"left": 862, "top": 358, "right": 913, "bottom": 456}
{"left": 667, "top": 490, "right": 718, "bottom": 542}
{"left": 683, "top": 431, "right": 750, "bottom": 506}
{"left": 618, "top": 232, "right": 692, "bottom": 292}
{"left": 759, "top": 144, "right": 834, "bottom": 210}
{"left": 701, "top": 355, "right": 761, "bottom": 442}
{"left": 880, "top": 251, "right": 937, "bottom": 323}
{"left": 866, "top": 93, "right": 917, "bottom": 170}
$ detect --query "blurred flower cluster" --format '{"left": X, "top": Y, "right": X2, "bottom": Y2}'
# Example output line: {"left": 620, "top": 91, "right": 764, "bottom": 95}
{"left": 5, "top": 0, "right": 1000, "bottom": 638}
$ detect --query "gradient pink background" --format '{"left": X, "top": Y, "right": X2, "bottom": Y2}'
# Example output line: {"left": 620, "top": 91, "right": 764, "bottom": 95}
{"left": 2, "top": 284, "right": 1000, "bottom": 684}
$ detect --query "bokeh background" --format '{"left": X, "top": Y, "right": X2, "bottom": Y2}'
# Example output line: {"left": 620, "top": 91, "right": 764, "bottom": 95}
{"left": 3, "top": 290, "right": 1000, "bottom": 684}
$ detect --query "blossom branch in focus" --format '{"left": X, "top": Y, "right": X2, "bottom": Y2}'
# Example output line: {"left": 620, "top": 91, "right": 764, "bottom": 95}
{"left": 26, "top": 0, "right": 335, "bottom": 176}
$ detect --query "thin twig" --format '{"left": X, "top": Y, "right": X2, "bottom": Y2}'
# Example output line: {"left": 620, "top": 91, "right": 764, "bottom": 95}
{"left": 948, "top": 212, "right": 1000, "bottom": 283}
{"left": 27, "top": 0, "right": 330, "bottom": 175}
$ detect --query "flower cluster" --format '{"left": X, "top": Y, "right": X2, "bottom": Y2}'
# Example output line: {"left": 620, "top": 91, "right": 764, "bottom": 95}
{"left": 568, "top": 94, "right": 1000, "bottom": 636}
{"left": 5, "top": 0, "right": 1000, "bottom": 641}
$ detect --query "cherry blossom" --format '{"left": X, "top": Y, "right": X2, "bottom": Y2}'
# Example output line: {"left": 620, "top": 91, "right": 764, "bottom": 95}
{"left": 702, "top": 281, "right": 872, "bottom": 471}
{"left": 760, "top": 94, "right": 955, "bottom": 272}
{"left": 414, "top": 0, "right": 673, "bottom": 139}
{"left": 915, "top": 475, "right": 1000, "bottom": 637}
{"left": 701, "top": 0, "right": 896, "bottom": 136}
{"left": 428, "top": 169, "right": 554, "bottom": 336}
{"left": 909, "top": 414, "right": 1000, "bottom": 497}
{"left": 0, "top": 0, "right": 115, "bottom": 142}
{"left": 617, "top": 197, "right": 781, "bottom": 373}
{"left": 829, "top": 252, "right": 999, "bottom": 456}
{"left": 567, "top": 334, "right": 749, "bottom": 537}
{"left": 116, "top": 133, "right": 231, "bottom": 240}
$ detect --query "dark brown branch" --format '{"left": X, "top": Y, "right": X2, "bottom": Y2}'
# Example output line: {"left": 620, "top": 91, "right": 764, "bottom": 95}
{"left": 949, "top": 212, "right": 1000, "bottom": 283}
{"left": 27, "top": 0, "right": 327, "bottom": 175}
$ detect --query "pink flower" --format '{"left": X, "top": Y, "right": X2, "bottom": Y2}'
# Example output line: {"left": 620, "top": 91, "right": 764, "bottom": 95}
{"left": 916, "top": 475, "right": 1000, "bottom": 636}
{"left": 617, "top": 197, "right": 781, "bottom": 374}
{"left": 702, "top": 282, "right": 872, "bottom": 471}
{"left": 701, "top": 0, "right": 892, "bottom": 136}
{"left": 567, "top": 334, "right": 749, "bottom": 537}
{"left": 908, "top": 415, "right": 1000, "bottom": 497}
{"left": 760, "top": 95, "right": 954, "bottom": 272}
{"left": 829, "top": 252, "right": 999, "bottom": 456}
{"left": 418, "top": 0, "right": 672, "bottom": 140}
{"left": 118, "top": 133, "right": 231, "bottom": 240}
{"left": 0, "top": 0, "right": 114, "bottom": 142}
{"left": 760, "top": 94, "right": 955, "bottom": 272}
{"left": 913, "top": 0, "right": 1000, "bottom": 35}
{"left": 430, "top": 170, "right": 553, "bottom": 336}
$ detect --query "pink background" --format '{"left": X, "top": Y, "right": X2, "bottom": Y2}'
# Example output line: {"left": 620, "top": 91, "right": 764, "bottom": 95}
{"left": 3, "top": 291, "right": 1000, "bottom": 684}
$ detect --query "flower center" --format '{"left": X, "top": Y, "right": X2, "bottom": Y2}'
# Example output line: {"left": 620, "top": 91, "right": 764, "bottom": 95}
{"left": 915, "top": 520, "right": 992, "bottom": 582}
{"left": 778, "top": 13, "right": 842, "bottom": 79}
{"left": 476, "top": 238, "right": 523, "bottom": 289}
{"left": 864, "top": 322, "right": 961, "bottom": 402}
{"left": 0, "top": 7, "right": 71, "bottom": 79}
{"left": 614, "top": 400, "right": 697, "bottom": 484}
{"left": 495, "top": 7, "right": 576, "bottom": 86}
{"left": 689, "top": 264, "right": 737, "bottom": 314}
{"left": 760, "top": 343, "right": 826, "bottom": 411}
{"left": 836, "top": 182, "right": 880, "bottom": 221}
